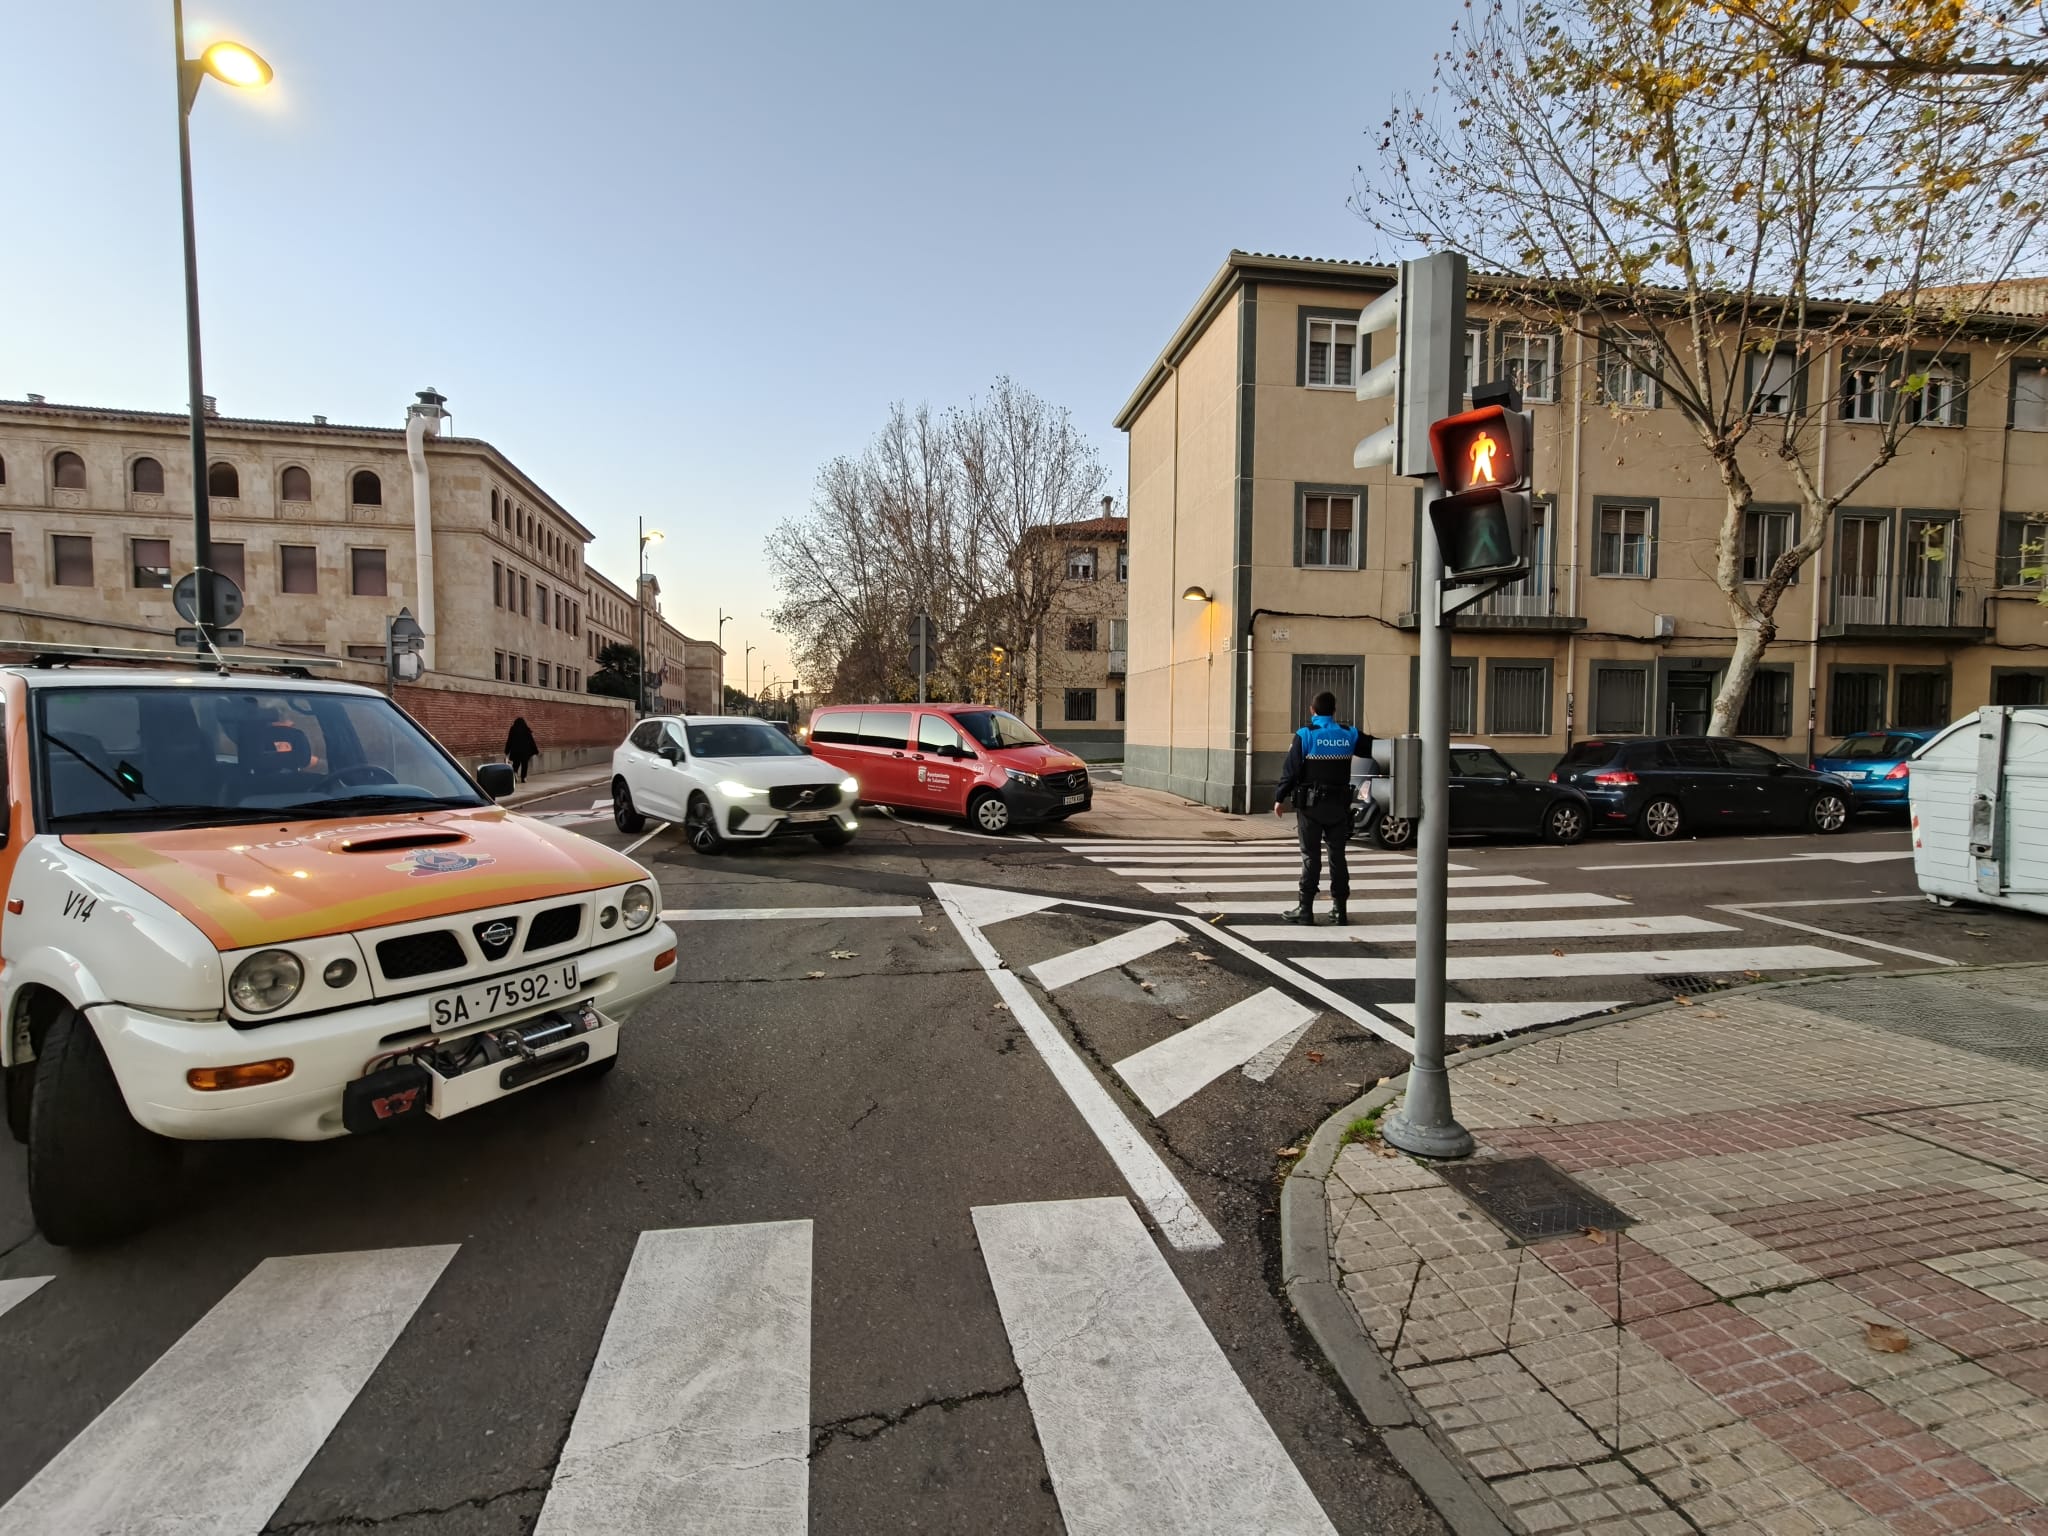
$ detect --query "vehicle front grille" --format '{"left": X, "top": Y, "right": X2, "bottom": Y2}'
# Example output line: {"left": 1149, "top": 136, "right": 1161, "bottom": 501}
{"left": 523, "top": 904, "right": 583, "bottom": 951}
{"left": 769, "top": 783, "right": 842, "bottom": 811}
{"left": 376, "top": 930, "right": 466, "bottom": 979}
{"left": 1053, "top": 769, "right": 1089, "bottom": 794}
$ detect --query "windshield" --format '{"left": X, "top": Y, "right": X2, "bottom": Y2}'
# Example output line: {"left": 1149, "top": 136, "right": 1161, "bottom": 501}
{"left": 36, "top": 685, "right": 486, "bottom": 831}
{"left": 953, "top": 710, "right": 1044, "bottom": 751}
{"left": 1823, "top": 734, "right": 1900, "bottom": 760}
{"left": 686, "top": 721, "right": 808, "bottom": 758}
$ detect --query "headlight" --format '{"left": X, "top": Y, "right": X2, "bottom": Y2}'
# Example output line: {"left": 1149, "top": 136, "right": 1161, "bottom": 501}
{"left": 1006, "top": 768, "right": 1041, "bottom": 787}
{"left": 715, "top": 780, "right": 761, "bottom": 798}
{"left": 838, "top": 776, "right": 859, "bottom": 793}
{"left": 621, "top": 884, "right": 655, "bottom": 929}
{"left": 230, "top": 949, "right": 303, "bottom": 1014}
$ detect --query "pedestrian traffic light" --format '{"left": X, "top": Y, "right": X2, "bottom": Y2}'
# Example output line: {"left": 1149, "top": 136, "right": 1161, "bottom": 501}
{"left": 1425, "top": 384, "right": 1533, "bottom": 581}
{"left": 1353, "top": 253, "right": 1469, "bottom": 480}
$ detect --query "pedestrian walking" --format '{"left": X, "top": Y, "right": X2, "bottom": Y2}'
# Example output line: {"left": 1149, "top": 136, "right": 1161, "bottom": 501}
{"left": 1273, "top": 690, "right": 1372, "bottom": 925}
{"left": 504, "top": 716, "right": 540, "bottom": 783}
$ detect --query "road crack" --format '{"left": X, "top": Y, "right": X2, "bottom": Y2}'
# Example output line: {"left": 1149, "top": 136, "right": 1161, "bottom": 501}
{"left": 810, "top": 1381, "right": 1022, "bottom": 1456}
{"left": 260, "top": 1480, "right": 549, "bottom": 1532}
{"left": 848, "top": 1098, "right": 881, "bottom": 1132}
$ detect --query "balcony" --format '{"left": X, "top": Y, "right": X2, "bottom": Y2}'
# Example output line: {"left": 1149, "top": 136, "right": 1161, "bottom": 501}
{"left": 1399, "top": 583, "right": 1586, "bottom": 632}
{"left": 1824, "top": 580, "right": 1991, "bottom": 639}
{"left": 1107, "top": 648, "right": 1127, "bottom": 676}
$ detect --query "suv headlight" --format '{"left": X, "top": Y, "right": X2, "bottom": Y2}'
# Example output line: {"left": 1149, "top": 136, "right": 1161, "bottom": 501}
{"left": 838, "top": 775, "right": 859, "bottom": 793}
{"left": 230, "top": 949, "right": 304, "bottom": 1014}
{"left": 1006, "top": 768, "right": 1041, "bottom": 787}
{"left": 621, "top": 884, "right": 655, "bottom": 930}
{"left": 715, "top": 779, "right": 761, "bottom": 798}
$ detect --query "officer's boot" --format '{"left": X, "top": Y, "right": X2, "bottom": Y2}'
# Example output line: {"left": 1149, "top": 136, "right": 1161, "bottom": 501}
{"left": 1280, "top": 901, "right": 1315, "bottom": 925}
{"left": 1329, "top": 901, "right": 1348, "bottom": 926}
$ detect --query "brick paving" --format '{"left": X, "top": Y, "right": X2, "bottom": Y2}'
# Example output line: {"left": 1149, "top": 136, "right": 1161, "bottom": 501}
{"left": 1320, "top": 964, "right": 2048, "bottom": 1533}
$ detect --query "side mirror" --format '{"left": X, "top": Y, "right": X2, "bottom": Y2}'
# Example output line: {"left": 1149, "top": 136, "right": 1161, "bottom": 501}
{"left": 477, "top": 763, "right": 517, "bottom": 800}
{"left": 1769, "top": 762, "right": 1791, "bottom": 774}
{"left": 659, "top": 744, "right": 682, "bottom": 764}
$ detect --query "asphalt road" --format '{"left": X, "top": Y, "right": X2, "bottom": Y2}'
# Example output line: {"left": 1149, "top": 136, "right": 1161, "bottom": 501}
{"left": 0, "top": 788, "right": 2032, "bottom": 1534}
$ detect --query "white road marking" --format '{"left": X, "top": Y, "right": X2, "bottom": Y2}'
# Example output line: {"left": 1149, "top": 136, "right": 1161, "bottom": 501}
{"left": 1711, "top": 904, "right": 1958, "bottom": 965}
{"left": 1085, "top": 852, "right": 1422, "bottom": 865}
{"left": 622, "top": 822, "right": 671, "bottom": 856}
{"left": 1579, "top": 849, "right": 1916, "bottom": 872}
{"left": 1060, "top": 840, "right": 1302, "bottom": 851}
{"left": 1234, "top": 914, "right": 1735, "bottom": 945}
{"left": 1107, "top": 861, "right": 1460, "bottom": 876}
{"left": 1140, "top": 874, "right": 1542, "bottom": 894}
{"left": 1179, "top": 892, "right": 1629, "bottom": 915}
{"left": 1113, "top": 990, "right": 1317, "bottom": 1116}
{"left": 660, "top": 905, "right": 922, "bottom": 922}
{"left": 0, "top": 1277, "right": 51, "bottom": 1321}
{"left": 974, "top": 1198, "right": 1336, "bottom": 1536}
{"left": 534, "top": 1222, "right": 810, "bottom": 1536}
{"left": 1384, "top": 1000, "right": 1630, "bottom": 1034}
{"left": 1031, "top": 921, "right": 1184, "bottom": 991}
{"left": 934, "top": 886, "right": 1220, "bottom": 1250}
{"left": 930, "top": 885, "right": 1065, "bottom": 929}
{"left": 1300, "top": 944, "right": 1877, "bottom": 981}
{"left": 0, "top": 1246, "right": 455, "bottom": 1536}
{"left": 1241, "top": 1020, "right": 1315, "bottom": 1081}
{"left": 1726, "top": 895, "right": 1928, "bottom": 909}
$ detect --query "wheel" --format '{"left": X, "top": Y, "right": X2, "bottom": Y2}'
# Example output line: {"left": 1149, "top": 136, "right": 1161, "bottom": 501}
{"left": 1639, "top": 798, "right": 1683, "bottom": 840}
{"left": 968, "top": 791, "right": 1012, "bottom": 834}
{"left": 1350, "top": 804, "right": 1374, "bottom": 843}
{"left": 684, "top": 794, "right": 725, "bottom": 855}
{"left": 813, "top": 822, "right": 855, "bottom": 848}
{"left": 1542, "top": 801, "right": 1587, "bottom": 846}
{"left": 612, "top": 777, "right": 646, "bottom": 834}
{"left": 5, "top": 1063, "right": 30, "bottom": 1144}
{"left": 27, "top": 1005, "right": 178, "bottom": 1246}
{"left": 1374, "top": 814, "right": 1416, "bottom": 851}
{"left": 1809, "top": 791, "right": 1850, "bottom": 834}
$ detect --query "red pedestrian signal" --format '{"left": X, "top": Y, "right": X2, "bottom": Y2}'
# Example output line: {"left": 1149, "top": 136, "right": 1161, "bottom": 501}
{"left": 1428, "top": 405, "right": 1526, "bottom": 495}
{"left": 1426, "top": 389, "right": 1535, "bottom": 582}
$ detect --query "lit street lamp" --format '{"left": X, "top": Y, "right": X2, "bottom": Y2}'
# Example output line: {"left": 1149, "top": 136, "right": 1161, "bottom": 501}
{"left": 744, "top": 643, "right": 756, "bottom": 708}
{"left": 173, "top": 1, "right": 272, "bottom": 636}
{"left": 636, "top": 522, "right": 664, "bottom": 715}
{"left": 716, "top": 608, "right": 732, "bottom": 705}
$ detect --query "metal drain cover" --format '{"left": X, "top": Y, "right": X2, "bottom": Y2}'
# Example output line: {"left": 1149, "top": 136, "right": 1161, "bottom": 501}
{"left": 1438, "top": 1155, "right": 1637, "bottom": 1245}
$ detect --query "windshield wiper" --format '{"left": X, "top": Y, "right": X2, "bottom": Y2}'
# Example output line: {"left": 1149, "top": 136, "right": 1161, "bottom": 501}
{"left": 49, "top": 803, "right": 276, "bottom": 828}
{"left": 275, "top": 793, "right": 483, "bottom": 816}
{"left": 43, "top": 732, "right": 146, "bottom": 802}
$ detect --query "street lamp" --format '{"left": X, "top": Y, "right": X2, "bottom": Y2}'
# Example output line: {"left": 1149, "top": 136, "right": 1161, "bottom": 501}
{"left": 745, "top": 643, "right": 756, "bottom": 707}
{"left": 636, "top": 522, "right": 664, "bottom": 715}
{"left": 716, "top": 608, "right": 732, "bottom": 706}
{"left": 173, "top": 1, "right": 272, "bottom": 637}
{"left": 1182, "top": 585, "right": 1212, "bottom": 603}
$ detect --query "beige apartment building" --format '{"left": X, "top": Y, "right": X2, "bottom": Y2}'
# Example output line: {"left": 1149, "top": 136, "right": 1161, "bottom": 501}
{"left": 1032, "top": 501, "right": 1131, "bottom": 760}
{"left": 581, "top": 568, "right": 723, "bottom": 714}
{"left": 1116, "top": 252, "right": 2048, "bottom": 809}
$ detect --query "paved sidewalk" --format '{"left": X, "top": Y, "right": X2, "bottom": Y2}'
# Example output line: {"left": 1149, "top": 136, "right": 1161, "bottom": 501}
{"left": 1294, "top": 967, "right": 2048, "bottom": 1535}
{"left": 1061, "top": 776, "right": 1274, "bottom": 841}
{"left": 501, "top": 764, "right": 608, "bottom": 808}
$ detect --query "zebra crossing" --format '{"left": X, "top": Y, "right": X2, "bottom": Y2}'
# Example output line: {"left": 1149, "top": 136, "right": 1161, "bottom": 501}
{"left": 0, "top": 1199, "right": 1329, "bottom": 1536}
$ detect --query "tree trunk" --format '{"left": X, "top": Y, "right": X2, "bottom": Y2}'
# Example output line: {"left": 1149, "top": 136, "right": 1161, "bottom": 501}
{"left": 1708, "top": 611, "right": 1775, "bottom": 735}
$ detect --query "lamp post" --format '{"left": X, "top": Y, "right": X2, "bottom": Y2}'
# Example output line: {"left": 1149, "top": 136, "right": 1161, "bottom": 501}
{"left": 744, "top": 643, "right": 756, "bottom": 708}
{"left": 172, "top": 0, "right": 271, "bottom": 637}
{"left": 636, "top": 520, "right": 664, "bottom": 715}
{"left": 716, "top": 608, "right": 732, "bottom": 708}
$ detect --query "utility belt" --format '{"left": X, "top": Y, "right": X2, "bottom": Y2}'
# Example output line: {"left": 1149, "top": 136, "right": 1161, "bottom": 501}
{"left": 1296, "top": 780, "right": 1354, "bottom": 824}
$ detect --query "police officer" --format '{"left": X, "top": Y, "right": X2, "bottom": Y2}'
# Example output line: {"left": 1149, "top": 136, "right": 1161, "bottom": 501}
{"left": 1273, "top": 690, "right": 1373, "bottom": 925}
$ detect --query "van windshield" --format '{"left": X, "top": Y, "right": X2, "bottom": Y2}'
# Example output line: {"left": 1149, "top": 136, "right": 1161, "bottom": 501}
{"left": 953, "top": 710, "right": 1044, "bottom": 750}
{"left": 36, "top": 685, "right": 485, "bottom": 831}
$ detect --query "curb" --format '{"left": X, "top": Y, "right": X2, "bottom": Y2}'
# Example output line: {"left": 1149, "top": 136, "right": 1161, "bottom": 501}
{"left": 1279, "top": 957, "right": 2037, "bottom": 1536}
{"left": 504, "top": 772, "right": 607, "bottom": 809}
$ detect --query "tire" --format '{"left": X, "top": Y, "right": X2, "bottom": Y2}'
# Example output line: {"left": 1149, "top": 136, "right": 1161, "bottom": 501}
{"left": 612, "top": 777, "right": 646, "bottom": 835}
{"left": 813, "top": 823, "right": 855, "bottom": 848}
{"left": 684, "top": 794, "right": 725, "bottom": 855}
{"left": 5, "top": 1063, "right": 30, "bottom": 1145}
{"left": 1350, "top": 804, "right": 1374, "bottom": 843}
{"left": 1809, "top": 791, "right": 1850, "bottom": 834}
{"left": 968, "top": 791, "right": 1012, "bottom": 834}
{"left": 27, "top": 1006, "right": 178, "bottom": 1246}
{"left": 1374, "top": 814, "right": 1416, "bottom": 851}
{"left": 1639, "top": 798, "right": 1683, "bottom": 840}
{"left": 1542, "top": 801, "right": 1588, "bottom": 846}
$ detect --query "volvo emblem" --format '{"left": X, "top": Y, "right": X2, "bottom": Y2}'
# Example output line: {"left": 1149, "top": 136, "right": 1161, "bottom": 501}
{"left": 796, "top": 789, "right": 815, "bottom": 805}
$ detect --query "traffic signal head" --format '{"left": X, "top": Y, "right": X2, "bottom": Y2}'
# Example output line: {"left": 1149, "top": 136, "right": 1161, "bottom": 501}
{"left": 1352, "top": 253, "right": 1469, "bottom": 479}
{"left": 1426, "top": 392, "right": 1535, "bottom": 581}
{"left": 1427, "top": 404, "right": 1530, "bottom": 495}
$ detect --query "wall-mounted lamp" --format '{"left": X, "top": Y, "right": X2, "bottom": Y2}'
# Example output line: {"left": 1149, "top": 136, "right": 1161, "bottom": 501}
{"left": 1181, "top": 585, "right": 1211, "bottom": 603}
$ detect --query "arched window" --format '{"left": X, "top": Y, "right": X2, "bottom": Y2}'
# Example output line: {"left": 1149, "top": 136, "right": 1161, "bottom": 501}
{"left": 0, "top": 453, "right": 8, "bottom": 484}
{"left": 131, "top": 457, "right": 165, "bottom": 494}
{"left": 281, "top": 465, "right": 312, "bottom": 502}
{"left": 490, "top": 490, "right": 499, "bottom": 524}
{"left": 208, "top": 461, "right": 240, "bottom": 498}
{"left": 53, "top": 451, "right": 86, "bottom": 490}
{"left": 350, "top": 470, "right": 382, "bottom": 506}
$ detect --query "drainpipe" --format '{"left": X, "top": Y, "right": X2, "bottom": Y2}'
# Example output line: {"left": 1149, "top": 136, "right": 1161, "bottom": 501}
{"left": 406, "top": 388, "right": 449, "bottom": 669}
{"left": 1565, "top": 328, "right": 1586, "bottom": 745}
{"left": 1807, "top": 350, "right": 1833, "bottom": 764}
{"left": 1242, "top": 623, "right": 1255, "bottom": 813}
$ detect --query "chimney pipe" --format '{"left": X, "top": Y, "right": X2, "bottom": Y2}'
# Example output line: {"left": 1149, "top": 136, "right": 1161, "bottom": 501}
{"left": 26, "top": 394, "right": 45, "bottom": 405}
{"left": 405, "top": 387, "right": 450, "bottom": 669}
{"left": 312, "top": 414, "right": 328, "bottom": 425}
{"left": 202, "top": 395, "right": 217, "bottom": 417}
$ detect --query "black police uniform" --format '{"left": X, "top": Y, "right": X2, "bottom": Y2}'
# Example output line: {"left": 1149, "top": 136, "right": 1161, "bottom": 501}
{"left": 1273, "top": 712, "right": 1372, "bottom": 923}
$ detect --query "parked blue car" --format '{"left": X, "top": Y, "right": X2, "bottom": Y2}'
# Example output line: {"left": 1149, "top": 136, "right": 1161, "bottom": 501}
{"left": 1811, "top": 729, "right": 1937, "bottom": 813}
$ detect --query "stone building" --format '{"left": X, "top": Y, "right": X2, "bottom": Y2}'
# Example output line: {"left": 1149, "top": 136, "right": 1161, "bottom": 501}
{"left": 1029, "top": 499, "right": 1130, "bottom": 761}
{"left": 1115, "top": 252, "right": 2048, "bottom": 808}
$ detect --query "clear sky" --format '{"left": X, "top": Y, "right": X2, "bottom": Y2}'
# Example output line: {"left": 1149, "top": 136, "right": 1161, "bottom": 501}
{"left": 3, "top": 0, "right": 1448, "bottom": 684}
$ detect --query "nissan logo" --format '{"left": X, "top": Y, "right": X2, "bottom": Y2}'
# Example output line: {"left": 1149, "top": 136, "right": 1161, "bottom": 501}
{"left": 479, "top": 922, "right": 516, "bottom": 950}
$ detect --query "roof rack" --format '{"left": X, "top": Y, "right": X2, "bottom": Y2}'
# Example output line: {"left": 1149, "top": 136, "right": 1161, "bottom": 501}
{"left": 4, "top": 641, "right": 349, "bottom": 680}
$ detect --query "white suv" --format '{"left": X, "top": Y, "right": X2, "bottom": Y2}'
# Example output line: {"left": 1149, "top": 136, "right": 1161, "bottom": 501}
{"left": 611, "top": 716, "right": 860, "bottom": 853}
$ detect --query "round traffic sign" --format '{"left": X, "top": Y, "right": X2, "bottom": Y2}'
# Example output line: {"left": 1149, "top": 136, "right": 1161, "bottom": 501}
{"left": 173, "top": 568, "right": 246, "bottom": 626}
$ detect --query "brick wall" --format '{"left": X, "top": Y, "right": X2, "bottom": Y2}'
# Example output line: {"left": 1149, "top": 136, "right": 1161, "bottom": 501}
{"left": 395, "top": 677, "right": 632, "bottom": 773}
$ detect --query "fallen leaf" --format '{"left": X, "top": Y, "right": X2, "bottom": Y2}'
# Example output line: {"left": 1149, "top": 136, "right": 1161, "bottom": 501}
{"left": 1744, "top": 970, "right": 1763, "bottom": 980}
{"left": 1963, "top": 929, "right": 1990, "bottom": 938}
{"left": 1139, "top": 981, "right": 1155, "bottom": 992}
{"left": 1462, "top": 1008, "right": 1483, "bottom": 1018}
{"left": 1862, "top": 1320, "right": 1912, "bottom": 1354}
{"left": 1673, "top": 995, "right": 1694, "bottom": 1006}
{"left": 1581, "top": 1226, "right": 1608, "bottom": 1244}
{"left": 1551, "top": 948, "right": 1566, "bottom": 957}
{"left": 804, "top": 970, "right": 825, "bottom": 979}
{"left": 1344, "top": 1081, "right": 1364, "bottom": 1089}
{"left": 992, "top": 1002, "right": 1009, "bottom": 1012}
{"left": 1307, "top": 1050, "right": 1326, "bottom": 1063}
{"left": 1275, "top": 1145, "right": 1305, "bottom": 1158}
{"left": 1207, "top": 914, "right": 1225, "bottom": 925}
{"left": 1697, "top": 1009, "right": 1722, "bottom": 1018}
{"left": 1191, "top": 952, "right": 1214, "bottom": 962}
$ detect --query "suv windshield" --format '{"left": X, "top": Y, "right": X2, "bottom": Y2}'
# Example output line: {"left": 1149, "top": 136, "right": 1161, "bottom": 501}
{"left": 953, "top": 710, "right": 1044, "bottom": 750}
{"left": 686, "top": 721, "right": 807, "bottom": 758}
{"left": 36, "top": 684, "right": 485, "bottom": 831}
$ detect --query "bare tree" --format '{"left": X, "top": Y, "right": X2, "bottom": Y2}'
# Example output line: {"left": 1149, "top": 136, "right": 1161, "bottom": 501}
{"left": 1360, "top": 0, "right": 2047, "bottom": 732}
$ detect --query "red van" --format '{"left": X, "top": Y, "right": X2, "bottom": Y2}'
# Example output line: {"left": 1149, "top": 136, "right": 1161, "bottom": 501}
{"left": 805, "top": 703, "right": 1091, "bottom": 833}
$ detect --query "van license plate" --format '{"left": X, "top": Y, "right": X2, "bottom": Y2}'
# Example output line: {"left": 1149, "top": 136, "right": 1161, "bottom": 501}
{"left": 430, "top": 961, "right": 580, "bottom": 1032}
{"left": 1063, "top": 793, "right": 1085, "bottom": 805}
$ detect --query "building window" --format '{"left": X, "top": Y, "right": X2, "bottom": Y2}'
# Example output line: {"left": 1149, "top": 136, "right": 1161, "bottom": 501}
{"left": 1902, "top": 362, "right": 1963, "bottom": 427}
{"left": 52, "top": 451, "right": 86, "bottom": 491}
{"left": 1596, "top": 503, "right": 1654, "bottom": 578}
{"left": 1067, "top": 548, "right": 1096, "bottom": 581}
{"left": 1893, "top": 668, "right": 1950, "bottom": 729}
{"left": 1116, "top": 687, "right": 1126, "bottom": 722}
{"left": 490, "top": 490, "right": 500, "bottom": 525}
{"left": 2012, "top": 363, "right": 2048, "bottom": 431}
{"left": 1301, "top": 491, "right": 1359, "bottom": 570}
{"left": 52, "top": 534, "right": 93, "bottom": 587}
{"left": 1839, "top": 359, "right": 1885, "bottom": 423}
{"left": 1591, "top": 666, "right": 1649, "bottom": 735}
{"left": 493, "top": 561, "right": 503, "bottom": 607}
{"left": 351, "top": 547, "right": 388, "bottom": 597}
{"left": 1836, "top": 515, "right": 1890, "bottom": 623}
{"left": 1993, "top": 669, "right": 2048, "bottom": 706}
{"left": 1065, "top": 688, "right": 1097, "bottom": 722}
{"left": 494, "top": 653, "right": 504, "bottom": 682}
{"left": 281, "top": 465, "right": 312, "bottom": 502}
{"left": 1599, "top": 336, "right": 1661, "bottom": 408}
{"left": 538, "top": 661, "right": 550, "bottom": 688}
{"left": 0, "top": 453, "right": 7, "bottom": 484}
{"left": 131, "top": 538, "right": 172, "bottom": 589}
{"left": 1065, "top": 618, "right": 1097, "bottom": 651}
{"left": 1829, "top": 669, "right": 1886, "bottom": 735}
{"left": 0, "top": 532, "right": 12, "bottom": 584}
{"left": 1115, "top": 545, "right": 1128, "bottom": 582}
{"left": 1463, "top": 325, "right": 1488, "bottom": 395}
{"left": 1754, "top": 351, "right": 1804, "bottom": 417}
{"left": 1997, "top": 514, "right": 2046, "bottom": 588}
{"left": 1305, "top": 317, "right": 1357, "bottom": 388}
{"left": 280, "top": 544, "right": 318, "bottom": 595}
{"left": 1497, "top": 326, "right": 1556, "bottom": 403}
{"left": 1735, "top": 669, "right": 1793, "bottom": 736}
{"left": 1487, "top": 661, "right": 1551, "bottom": 735}
{"left": 211, "top": 542, "right": 244, "bottom": 589}
{"left": 1741, "top": 508, "right": 1794, "bottom": 583}
{"left": 350, "top": 470, "right": 382, "bottom": 506}
{"left": 207, "top": 461, "right": 240, "bottom": 498}
{"left": 131, "top": 457, "right": 165, "bottom": 494}
{"left": 1408, "top": 657, "right": 1476, "bottom": 734}
{"left": 521, "top": 657, "right": 531, "bottom": 685}
{"left": 520, "top": 574, "right": 530, "bottom": 616}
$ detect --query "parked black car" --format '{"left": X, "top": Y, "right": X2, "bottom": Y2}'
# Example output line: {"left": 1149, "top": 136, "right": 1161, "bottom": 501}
{"left": 1550, "top": 736, "right": 1853, "bottom": 840}
{"left": 1351, "top": 744, "right": 1592, "bottom": 849}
